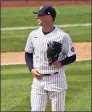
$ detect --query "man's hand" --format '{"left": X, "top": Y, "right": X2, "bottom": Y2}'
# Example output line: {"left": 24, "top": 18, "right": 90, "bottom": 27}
{"left": 51, "top": 60, "right": 62, "bottom": 68}
{"left": 31, "top": 69, "right": 43, "bottom": 79}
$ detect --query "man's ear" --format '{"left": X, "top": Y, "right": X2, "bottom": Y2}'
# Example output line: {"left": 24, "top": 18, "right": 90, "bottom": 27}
{"left": 48, "top": 15, "right": 52, "bottom": 20}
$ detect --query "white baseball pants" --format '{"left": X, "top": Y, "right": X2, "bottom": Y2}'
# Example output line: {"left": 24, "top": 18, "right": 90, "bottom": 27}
{"left": 31, "top": 88, "right": 66, "bottom": 111}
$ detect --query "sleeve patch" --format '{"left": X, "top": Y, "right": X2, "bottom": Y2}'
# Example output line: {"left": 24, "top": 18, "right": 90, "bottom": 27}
{"left": 71, "top": 47, "right": 75, "bottom": 52}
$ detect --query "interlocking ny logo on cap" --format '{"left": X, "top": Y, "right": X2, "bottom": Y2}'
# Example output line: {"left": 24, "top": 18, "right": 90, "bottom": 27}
{"left": 48, "top": 12, "right": 50, "bottom": 14}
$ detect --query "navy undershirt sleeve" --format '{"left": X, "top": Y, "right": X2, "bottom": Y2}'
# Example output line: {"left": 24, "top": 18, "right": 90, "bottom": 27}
{"left": 60, "top": 54, "right": 76, "bottom": 65}
{"left": 25, "top": 52, "right": 33, "bottom": 72}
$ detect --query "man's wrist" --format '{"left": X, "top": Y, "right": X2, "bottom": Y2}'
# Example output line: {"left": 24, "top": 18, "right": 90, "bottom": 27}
{"left": 30, "top": 68, "right": 34, "bottom": 72}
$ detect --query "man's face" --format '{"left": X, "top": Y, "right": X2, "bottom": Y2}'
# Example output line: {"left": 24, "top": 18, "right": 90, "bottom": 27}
{"left": 36, "top": 14, "right": 51, "bottom": 26}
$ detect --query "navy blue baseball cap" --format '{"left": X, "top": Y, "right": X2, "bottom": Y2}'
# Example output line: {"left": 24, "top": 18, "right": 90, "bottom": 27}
{"left": 33, "top": 6, "right": 56, "bottom": 21}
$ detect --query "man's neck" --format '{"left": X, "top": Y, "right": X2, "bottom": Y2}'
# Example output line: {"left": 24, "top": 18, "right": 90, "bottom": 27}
{"left": 42, "top": 25, "right": 55, "bottom": 33}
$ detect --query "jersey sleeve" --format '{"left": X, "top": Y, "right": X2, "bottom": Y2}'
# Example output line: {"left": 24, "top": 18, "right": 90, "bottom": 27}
{"left": 25, "top": 33, "right": 34, "bottom": 53}
{"left": 62, "top": 33, "right": 76, "bottom": 57}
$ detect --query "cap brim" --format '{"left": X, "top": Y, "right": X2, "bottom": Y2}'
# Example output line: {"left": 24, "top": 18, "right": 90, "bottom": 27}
{"left": 33, "top": 11, "right": 45, "bottom": 15}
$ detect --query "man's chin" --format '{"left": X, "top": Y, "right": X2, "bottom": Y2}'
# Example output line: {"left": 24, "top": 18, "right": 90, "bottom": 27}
{"left": 37, "top": 23, "right": 42, "bottom": 26}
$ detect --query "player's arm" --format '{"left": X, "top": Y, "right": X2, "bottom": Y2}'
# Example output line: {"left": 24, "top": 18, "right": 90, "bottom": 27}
{"left": 52, "top": 34, "right": 76, "bottom": 67}
{"left": 25, "top": 33, "right": 42, "bottom": 78}
{"left": 52, "top": 54, "right": 76, "bottom": 67}
{"left": 60, "top": 54, "right": 76, "bottom": 65}
{"left": 25, "top": 33, "right": 34, "bottom": 71}
{"left": 60, "top": 34, "right": 76, "bottom": 65}
{"left": 25, "top": 52, "right": 33, "bottom": 72}
{"left": 25, "top": 52, "right": 43, "bottom": 78}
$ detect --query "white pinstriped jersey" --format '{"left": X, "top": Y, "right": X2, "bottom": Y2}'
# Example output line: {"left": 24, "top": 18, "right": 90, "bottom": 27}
{"left": 25, "top": 26, "right": 75, "bottom": 74}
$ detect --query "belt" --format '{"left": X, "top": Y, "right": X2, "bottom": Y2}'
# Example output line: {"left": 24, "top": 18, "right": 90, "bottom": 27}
{"left": 42, "top": 72, "right": 58, "bottom": 76}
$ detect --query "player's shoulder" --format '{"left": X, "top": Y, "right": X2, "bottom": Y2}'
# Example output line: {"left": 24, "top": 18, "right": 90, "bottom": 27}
{"left": 55, "top": 27, "right": 70, "bottom": 38}
{"left": 55, "top": 27, "right": 66, "bottom": 35}
{"left": 28, "top": 27, "right": 42, "bottom": 38}
{"left": 29, "top": 27, "right": 41, "bottom": 35}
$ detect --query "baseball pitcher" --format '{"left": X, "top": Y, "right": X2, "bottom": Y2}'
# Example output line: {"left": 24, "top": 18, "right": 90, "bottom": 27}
{"left": 25, "top": 6, "right": 76, "bottom": 111}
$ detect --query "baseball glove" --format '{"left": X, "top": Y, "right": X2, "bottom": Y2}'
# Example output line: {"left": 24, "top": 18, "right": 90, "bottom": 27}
{"left": 47, "top": 41, "right": 62, "bottom": 65}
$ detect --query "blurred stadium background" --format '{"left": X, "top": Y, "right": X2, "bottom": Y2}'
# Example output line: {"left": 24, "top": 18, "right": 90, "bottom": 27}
{"left": 1, "top": 0, "right": 91, "bottom": 111}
